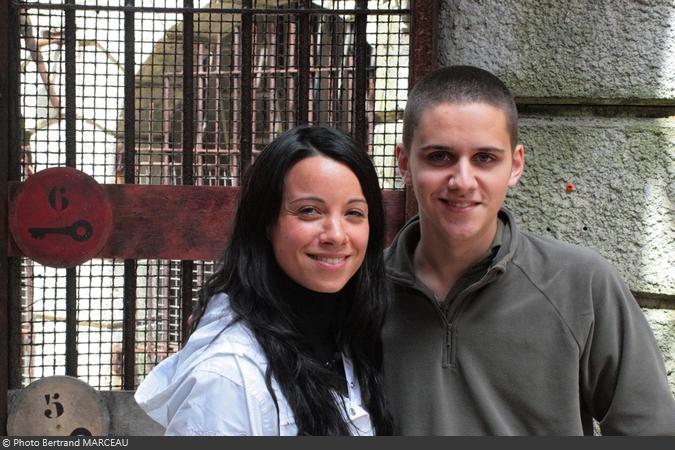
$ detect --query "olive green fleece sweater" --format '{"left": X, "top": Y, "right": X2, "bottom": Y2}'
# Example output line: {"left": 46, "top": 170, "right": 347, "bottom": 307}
{"left": 383, "top": 209, "right": 675, "bottom": 435}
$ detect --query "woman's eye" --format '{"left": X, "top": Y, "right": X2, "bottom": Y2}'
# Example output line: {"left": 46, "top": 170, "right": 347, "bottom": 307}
{"left": 298, "top": 206, "right": 320, "bottom": 216}
{"left": 347, "top": 209, "right": 367, "bottom": 218}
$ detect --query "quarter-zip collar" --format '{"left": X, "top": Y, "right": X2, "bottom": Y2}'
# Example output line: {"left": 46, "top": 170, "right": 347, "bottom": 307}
{"left": 384, "top": 209, "right": 520, "bottom": 367}
{"left": 384, "top": 208, "right": 519, "bottom": 291}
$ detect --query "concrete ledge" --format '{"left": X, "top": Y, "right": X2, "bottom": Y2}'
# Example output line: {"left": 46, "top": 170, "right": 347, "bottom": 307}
{"left": 440, "top": 0, "right": 675, "bottom": 100}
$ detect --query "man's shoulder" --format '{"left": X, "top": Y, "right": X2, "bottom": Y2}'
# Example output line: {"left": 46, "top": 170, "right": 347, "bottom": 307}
{"left": 511, "top": 230, "right": 628, "bottom": 309}
{"left": 514, "top": 230, "right": 611, "bottom": 272}
{"left": 384, "top": 216, "right": 420, "bottom": 285}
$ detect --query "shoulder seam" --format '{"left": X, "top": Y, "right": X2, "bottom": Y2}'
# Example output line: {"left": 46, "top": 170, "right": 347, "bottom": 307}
{"left": 509, "top": 259, "right": 585, "bottom": 352}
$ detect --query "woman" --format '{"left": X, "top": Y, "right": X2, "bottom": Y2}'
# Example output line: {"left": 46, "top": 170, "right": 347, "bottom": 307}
{"left": 135, "top": 125, "right": 393, "bottom": 435}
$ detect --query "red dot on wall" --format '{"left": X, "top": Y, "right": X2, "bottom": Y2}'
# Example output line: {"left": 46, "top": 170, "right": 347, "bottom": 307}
{"left": 565, "top": 183, "right": 575, "bottom": 193}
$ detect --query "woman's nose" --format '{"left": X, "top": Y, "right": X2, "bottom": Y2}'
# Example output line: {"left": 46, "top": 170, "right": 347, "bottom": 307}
{"left": 320, "top": 216, "right": 347, "bottom": 245}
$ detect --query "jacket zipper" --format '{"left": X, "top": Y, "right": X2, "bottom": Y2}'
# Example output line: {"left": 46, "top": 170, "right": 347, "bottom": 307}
{"left": 443, "top": 323, "right": 454, "bottom": 368}
{"left": 442, "top": 268, "right": 503, "bottom": 368}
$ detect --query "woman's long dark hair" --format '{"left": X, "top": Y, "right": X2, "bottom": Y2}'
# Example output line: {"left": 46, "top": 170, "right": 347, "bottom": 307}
{"left": 189, "top": 125, "right": 393, "bottom": 435}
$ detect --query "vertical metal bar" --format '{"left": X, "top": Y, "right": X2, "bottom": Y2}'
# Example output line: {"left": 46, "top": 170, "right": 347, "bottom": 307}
{"left": 239, "top": 0, "right": 253, "bottom": 174}
{"left": 6, "top": 0, "right": 21, "bottom": 390}
{"left": 250, "top": 23, "right": 258, "bottom": 153}
{"left": 181, "top": 0, "right": 195, "bottom": 342}
{"left": 288, "top": 22, "right": 296, "bottom": 126}
{"left": 296, "top": 0, "right": 310, "bottom": 124}
{"left": 65, "top": 270, "right": 77, "bottom": 376}
{"left": 183, "top": 1, "right": 194, "bottom": 188}
{"left": 328, "top": 17, "right": 338, "bottom": 126}
{"left": 64, "top": 0, "right": 78, "bottom": 377}
{"left": 232, "top": 28, "right": 241, "bottom": 180}
{"left": 405, "top": 0, "right": 440, "bottom": 220}
{"left": 65, "top": 1, "right": 77, "bottom": 169}
{"left": 123, "top": 0, "right": 137, "bottom": 390}
{"left": 307, "top": 28, "right": 315, "bottom": 124}
{"left": 268, "top": 22, "right": 277, "bottom": 136}
{"left": 1, "top": 0, "right": 20, "bottom": 434}
{"left": 180, "top": 260, "right": 193, "bottom": 343}
{"left": 352, "top": 0, "right": 368, "bottom": 149}
{"left": 195, "top": 43, "right": 204, "bottom": 186}
{"left": 214, "top": 36, "right": 222, "bottom": 157}
{"left": 410, "top": 0, "right": 439, "bottom": 86}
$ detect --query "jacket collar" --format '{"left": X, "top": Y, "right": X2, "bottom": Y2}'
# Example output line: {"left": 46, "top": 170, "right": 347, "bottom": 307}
{"left": 384, "top": 208, "right": 520, "bottom": 286}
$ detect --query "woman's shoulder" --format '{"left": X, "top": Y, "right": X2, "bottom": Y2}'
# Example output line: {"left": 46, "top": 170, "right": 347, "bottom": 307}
{"left": 186, "top": 293, "right": 266, "bottom": 366}
{"left": 136, "top": 293, "right": 268, "bottom": 398}
{"left": 135, "top": 293, "right": 271, "bottom": 427}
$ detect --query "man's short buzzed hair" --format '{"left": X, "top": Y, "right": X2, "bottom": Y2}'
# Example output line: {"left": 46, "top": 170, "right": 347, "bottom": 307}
{"left": 402, "top": 65, "right": 519, "bottom": 151}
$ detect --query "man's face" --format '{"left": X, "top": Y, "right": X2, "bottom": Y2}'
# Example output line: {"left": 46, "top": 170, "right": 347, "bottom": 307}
{"left": 397, "top": 102, "right": 524, "bottom": 247}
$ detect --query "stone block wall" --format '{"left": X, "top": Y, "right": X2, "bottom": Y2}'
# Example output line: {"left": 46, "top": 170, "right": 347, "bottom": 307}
{"left": 439, "top": 0, "right": 675, "bottom": 392}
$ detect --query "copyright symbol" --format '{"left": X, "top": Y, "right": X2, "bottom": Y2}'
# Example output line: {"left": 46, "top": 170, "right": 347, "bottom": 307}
{"left": 2, "top": 438, "right": 10, "bottom": 448}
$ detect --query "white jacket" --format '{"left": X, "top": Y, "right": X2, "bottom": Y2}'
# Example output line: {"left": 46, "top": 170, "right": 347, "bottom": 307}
{"left": 135, "top": 293, "right": 375, "bottom": 436}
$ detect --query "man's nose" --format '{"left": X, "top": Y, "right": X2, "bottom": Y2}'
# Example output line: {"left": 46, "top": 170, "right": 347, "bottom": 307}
{"left": 448, "top": 160, "right": 477, "bottom": 190}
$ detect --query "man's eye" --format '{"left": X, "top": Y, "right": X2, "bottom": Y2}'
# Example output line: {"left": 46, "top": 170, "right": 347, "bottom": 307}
{"left": 428, "top": 152, "right": 451, "bottom": 162}
{"left": 475, "top": 153, "right": 496, "bottom": 163}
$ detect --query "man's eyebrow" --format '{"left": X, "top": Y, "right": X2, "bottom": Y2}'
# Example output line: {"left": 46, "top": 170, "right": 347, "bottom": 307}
{"left": 478, "top": 146, "right": 507, "bottom": 153}
{"left": 419, "top": 144, "right": 452, "bottom": 152}
{"left": 419, "top": 144, "right": 507, "bottom": 153}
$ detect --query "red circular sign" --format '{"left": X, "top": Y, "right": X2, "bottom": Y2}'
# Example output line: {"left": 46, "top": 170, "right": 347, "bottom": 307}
{"left": 9, "top": 167, "right": 113, "bottom": 268}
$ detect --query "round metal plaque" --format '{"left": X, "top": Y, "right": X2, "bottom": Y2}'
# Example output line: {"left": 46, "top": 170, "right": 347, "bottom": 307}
{"left": 9, "top": 167, "right": 113, "bottom": 268}
{"left": 7, "top": 375, "right": 110, "bottom": 436}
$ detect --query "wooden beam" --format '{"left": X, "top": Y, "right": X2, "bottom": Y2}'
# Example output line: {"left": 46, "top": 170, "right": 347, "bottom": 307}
{"left": 8, "top": 184, "right": 406, "bottom": 262}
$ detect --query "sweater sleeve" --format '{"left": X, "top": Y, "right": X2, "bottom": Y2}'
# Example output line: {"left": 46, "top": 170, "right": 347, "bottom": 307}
{"left": 579, "top": 260, "right": 675, "bottom": 435}
{"left": 163, "top": 355, "right": 280, "bottom": 436}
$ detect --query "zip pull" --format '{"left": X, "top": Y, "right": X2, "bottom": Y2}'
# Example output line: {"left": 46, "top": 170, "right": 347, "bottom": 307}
{"left": 444, "top": 323, "right": 454, "bottom": 367}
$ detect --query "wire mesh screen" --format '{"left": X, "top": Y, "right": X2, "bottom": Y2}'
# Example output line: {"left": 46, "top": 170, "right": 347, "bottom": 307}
{"left": 14, "top": 0, "right": 411, "bottom": 390}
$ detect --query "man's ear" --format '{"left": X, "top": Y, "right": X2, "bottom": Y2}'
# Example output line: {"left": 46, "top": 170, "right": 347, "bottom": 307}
{"left": 396, "top": 144, "right": 412, "bottom": 186}
{"left": 508, "top": 144, "right": 525, "bottom": 188}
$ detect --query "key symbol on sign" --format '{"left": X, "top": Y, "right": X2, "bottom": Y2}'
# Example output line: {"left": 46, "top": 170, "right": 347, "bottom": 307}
{"left": 28, "top": 219, "right": 93, "bottom": 242}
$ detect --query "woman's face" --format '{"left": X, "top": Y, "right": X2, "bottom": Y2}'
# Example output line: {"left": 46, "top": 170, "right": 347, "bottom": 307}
{"left": 269, "top": 155, "right": 370, "bottom": 293}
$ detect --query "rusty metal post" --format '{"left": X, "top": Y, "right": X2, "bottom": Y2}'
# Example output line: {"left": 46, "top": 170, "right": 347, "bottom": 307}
{"left": 1, "top": 0, "right": 20, "bottom": 435}
{"left": 405, "top": 0, "right": 439, "bottom": 220}
{"left": 239, "top": 0, "right": 253, "bottom": 174}
{"left": 181, "top": 0, "right": 196, "bottom": 343}
{"left": 64, "top": 0, "right": 78, "bottom": 377}
{"left": 352, "top": 0, "right": 368, "bottom": 150}
{"left": 123, "top": 0, "right": 137, "bottom": 390}
{"left": 296, "top": 0, "right": 311, "bottom": 125}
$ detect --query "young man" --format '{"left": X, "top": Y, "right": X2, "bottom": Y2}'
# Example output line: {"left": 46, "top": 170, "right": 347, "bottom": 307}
{"left": 383, "top": 65, "right": 675, "bottom": 435}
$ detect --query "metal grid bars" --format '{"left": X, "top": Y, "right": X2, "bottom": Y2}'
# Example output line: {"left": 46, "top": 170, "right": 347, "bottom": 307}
{"left": 19, "top": 258, "right": 67, "bottom": 382}
{"left": 11, "top": 0, "right": 415, "bottom": 390}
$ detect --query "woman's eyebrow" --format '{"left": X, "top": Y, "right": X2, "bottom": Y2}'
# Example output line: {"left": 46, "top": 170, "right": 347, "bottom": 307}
{"left": 287, "top": 196, "right": 367, "bottom": 205}
{"left": 288, "top": 196, "right": 325, "bottom": 204}
{"left": 347, "top": 198, "right": 367, "bottom": 205}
